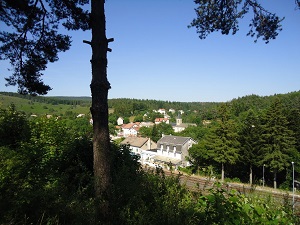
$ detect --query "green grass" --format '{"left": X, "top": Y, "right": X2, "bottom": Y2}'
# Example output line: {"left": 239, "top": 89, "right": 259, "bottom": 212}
{"left": 0, "top": 94, "right": 91, "bottom": 116}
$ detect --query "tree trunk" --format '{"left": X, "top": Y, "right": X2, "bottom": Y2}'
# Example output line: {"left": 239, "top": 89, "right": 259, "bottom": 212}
{"left": 221, "top": 163, "right": 224, "bottom": 182}
{"left": 274, "top": 171, "right": 277, "bottom": 189}
{"left": 90, "top": 0, "right": 111, "bottom": 222}
{"left": 249, "top": 164, "right": 253, "bottom": 185}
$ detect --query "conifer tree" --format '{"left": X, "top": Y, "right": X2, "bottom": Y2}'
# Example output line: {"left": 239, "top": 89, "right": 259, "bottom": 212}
{"left": 239, "top": 109, "right": 260, "bottom": 184}
{"left": 209, "top": 104, "right": 240, "bottom": 181}
{"left": 259, "top": 98, "right": 298, "bottom": 189}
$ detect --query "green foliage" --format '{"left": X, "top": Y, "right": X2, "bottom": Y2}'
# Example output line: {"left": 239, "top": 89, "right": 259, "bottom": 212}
{"left": 2, "top": 92, "right": 300, "bottom": 223}
{"left": 139, "top": 123, "right": 174, "bottom": 142}
{"left": 259, "top": 98, "right": 298, "bottom": 188}
{"left": 133, "top": 114, "right": 143, "bottom": 122}
{"left": 193, "top": 184, "right": 297, "bottom": 224}
{"left": 0, "top": 105, "right": 298, "bottom": 224}
{"left": 0, "top": 104, "right": 31, "bottom": 148}
{"left": 190, "top": 0, "right": 284, "bottom": 43}
{"left": 0, "top": 107, "right": 95, "bottom": 224}
{"left": 0, "top": 93, "right": 90, "bottom": 116}
{"left": 1, "top": 0, "right": 89, "bottom": 95}
{"left": 178, "top": 125, "right": 207, "bottom": 142}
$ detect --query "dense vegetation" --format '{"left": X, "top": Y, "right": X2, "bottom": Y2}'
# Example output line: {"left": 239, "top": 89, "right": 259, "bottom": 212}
{"left": 1, "top": 91, "right": 300, "bottom": 189}
{"left": 0, "top": 104, "right": 299, "bottom": 224}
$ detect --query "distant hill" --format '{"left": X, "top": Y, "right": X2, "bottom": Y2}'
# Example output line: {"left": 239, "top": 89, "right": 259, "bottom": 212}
{"left": 1, "top": 91, "right": 300, "bottom": 119}
{"left": 0, "top": 92, "right": 91, "bottom": 116}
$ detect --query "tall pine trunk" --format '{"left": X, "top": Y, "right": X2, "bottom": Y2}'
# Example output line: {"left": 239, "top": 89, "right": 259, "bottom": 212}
{"left": 221, "top": 163, "right": 224, "bottom": 182}
{"left": 274, "top": 170, "right": 277, "bottom": 189}
{"left": 249, "top": 164, "right": 253, "bottom": 185}
{"left": 90, "top": 0, "right": 112, "bottom": 221}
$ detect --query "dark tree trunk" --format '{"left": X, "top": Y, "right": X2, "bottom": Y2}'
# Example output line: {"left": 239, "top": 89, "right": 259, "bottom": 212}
{"left": 90, "top": 0, "right": 112, "bottom": 222}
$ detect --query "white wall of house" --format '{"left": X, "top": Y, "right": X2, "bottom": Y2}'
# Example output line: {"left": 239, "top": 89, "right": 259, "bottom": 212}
{"left": 173, "top": 126, "right": 185, "bottom": 133}
{"left": 123, "top": 128, "right": 138, "bottom": 137}
{"left": 117, "top": 117, "right": 124, "bottom": 125}
{"left": 140, "top": 149, "right": 157, "bottom": 164}
{"left": 158, "top": 109, "right": 166, "bottom": 115}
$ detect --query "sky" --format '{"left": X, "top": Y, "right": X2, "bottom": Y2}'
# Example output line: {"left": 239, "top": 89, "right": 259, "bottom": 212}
{"left": 1, "top": 0, "right": 300, "bottom": 102}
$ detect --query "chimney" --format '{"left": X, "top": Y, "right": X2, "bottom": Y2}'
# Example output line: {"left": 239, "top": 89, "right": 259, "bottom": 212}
{"left": 147, "top": 138, "right": 151, "bottom": 150}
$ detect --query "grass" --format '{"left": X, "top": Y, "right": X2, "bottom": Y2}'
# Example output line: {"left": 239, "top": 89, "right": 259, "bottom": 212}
{"left": 0, "top": 94, "right": 91, "bottom": 116}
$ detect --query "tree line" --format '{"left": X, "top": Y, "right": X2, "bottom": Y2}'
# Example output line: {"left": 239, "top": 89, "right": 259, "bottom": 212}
{"left": 0, "top": 92, "right": 91, "bottom": 106}
{"left": 187, "top": 94, "right": 300, "bottom": 190}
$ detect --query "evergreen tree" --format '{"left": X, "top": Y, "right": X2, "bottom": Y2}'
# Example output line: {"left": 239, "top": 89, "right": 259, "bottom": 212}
{"left": 259, "top": 98, "right": 298, "bottom": 189}
{"left": 151, "top": 124, "right": 160, "bottom": 142}
{"left": 194, "top": 104, "right": 240, "bottom": 181}
{"left": 188, "top": 128, "right": 215, "bottom": 173}
{"left": 212, "top": 121, "right": 240, "bottom": 181}
{"left": 238, "top": 109, "right": 260, "bottom": 184}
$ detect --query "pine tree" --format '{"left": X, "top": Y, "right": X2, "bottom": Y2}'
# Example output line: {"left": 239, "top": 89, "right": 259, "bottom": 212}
{"left": 209, "top": 104, "right": 240, "bottom": 181}
{"left": 238, "top": 109, "right": 260, "bottom": 184}
{"left": 259, "top": 98, "right": 298, "bottom": 189}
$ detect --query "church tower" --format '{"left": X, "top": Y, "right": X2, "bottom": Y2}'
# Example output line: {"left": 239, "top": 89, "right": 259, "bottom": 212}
{"left": 176, "top": 112, "right": 182, "bottom": 126}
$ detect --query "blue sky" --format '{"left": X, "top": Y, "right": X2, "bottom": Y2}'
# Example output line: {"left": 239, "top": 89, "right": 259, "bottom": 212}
{"left": 1, "top": 0, "right": 300, "bottom": 102}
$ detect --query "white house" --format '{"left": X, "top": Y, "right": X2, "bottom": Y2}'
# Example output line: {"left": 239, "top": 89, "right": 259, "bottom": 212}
{"left": 153, "top": 135, "right": 196, "bottom": 167}
{"left": 158, "top": 108, "right": 166, "bottom": 115}
{"left": 154, "top": 118, "right": 169, "bottom": 124}
{"left": 117, "top": 117, "right": 124, "bottom": 125}
{"left": 172, "top": 114, "right": 196, "bottom": 132}
{"left": 121, "top": 136, "right": 157, "bottom": 155}
{"left": 120, "top": 137, "right": 157, "bottom": 165}
{"left": 168, "top": 108, "right": 176, "bottom": 114}
{"left": 140, "top": 121, "right": 154, "bottom": 127}
{"left": 121, "top": 122, "right": 140, "bottom": 137}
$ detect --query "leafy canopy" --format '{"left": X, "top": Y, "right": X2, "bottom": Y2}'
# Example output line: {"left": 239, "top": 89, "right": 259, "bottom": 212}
{"left": 0, "top": 0, "right": 89, "bottom": 95}
{"left": 190, "top": 0, "right": 287, "bottom": 43}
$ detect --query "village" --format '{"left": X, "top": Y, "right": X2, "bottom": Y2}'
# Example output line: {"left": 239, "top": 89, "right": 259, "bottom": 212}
{"left": 113, "top": 108, "right": 199, "bottom": 169}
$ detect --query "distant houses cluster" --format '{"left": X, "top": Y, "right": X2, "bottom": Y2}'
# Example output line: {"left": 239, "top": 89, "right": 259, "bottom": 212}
{"left": 115, "top": 108, "right": 198, "bottom": 168}
{"left": 31, "top": 108, "right": 199, "bottom": 168}
{"left": 116, "top": 108, "right": 196, "bottom": 138}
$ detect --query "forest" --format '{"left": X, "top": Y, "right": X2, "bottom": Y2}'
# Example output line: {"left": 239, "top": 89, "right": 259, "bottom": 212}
{"left": 1, "top": 91, "right": 300, "bottom": 224}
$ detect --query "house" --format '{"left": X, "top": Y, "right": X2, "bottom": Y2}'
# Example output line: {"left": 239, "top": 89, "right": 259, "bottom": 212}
{"left": 120, "top": 137, "right": 157, "bottom": 165}
{"left": 140, "top": 121, "right": 154, "bottom": 127}
{"left": 172, "top": 114, "right": 197, "bottom": 132}
{"left": 155, "top": 118, "right": 169, "bottom": 124}
{"left": 158, "top": 108, "right": 166, "bottom": 115}
{"left": 120, "top": 122, "right": 140, "bottom": 137}
{"left": 153, "top": 135, "right": 196, "bottom": 167}
{"left": 168, "top": 108, "right": 176, "bottom": 114}
{"left": 117, "top": 117, "right": 124, "bottom": 125}
{"left": 121, "top": 136, "right": 157, "bottom": 155}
